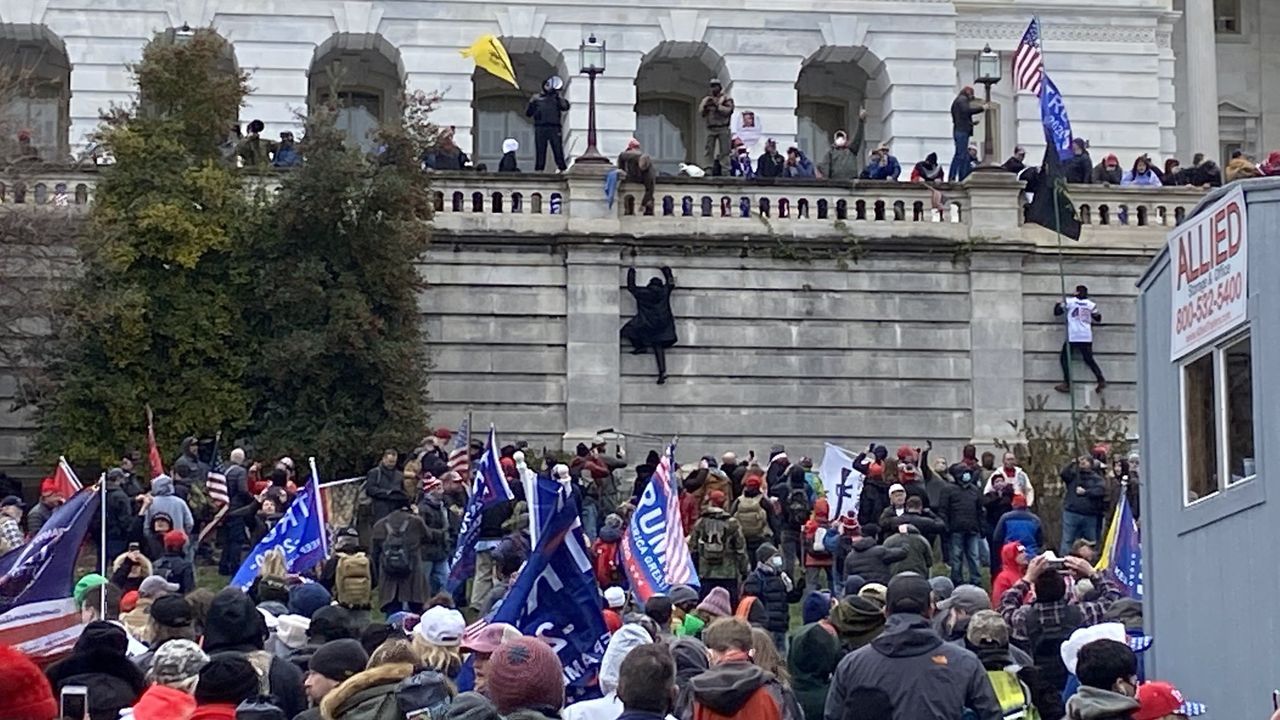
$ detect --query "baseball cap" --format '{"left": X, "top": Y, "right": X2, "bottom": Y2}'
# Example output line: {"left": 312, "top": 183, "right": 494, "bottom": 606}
{"left": 461, "top": 622, "right": 522, "bottom": 654}
{"left": 416, "top": 606, "right": 466, "bottom": 647}
{"left": 1133, "top": 681, "right": 1206, "bottom": 720}
{"left": 965, "top": 609, "right": 1009, "bottom": 647}
{"left": 888, "top": 483, "right": 905, "bottom": 495}
{"left": 604, "top": 587, "right": 626, "bottom": 609}
{"left": 139, "top": 575, "right": 180, "bottom": 598}
{"left": 0, "top": 495, "right": 25, "bottom": 509}
{"left": 669, "top": 584, "right": 699, "bottom": 607}
{"left": 936, "top": 584, "right": 990, "bottom": 615}
{"left": 1061, "top": 622, "right": 1152, "bottom": 675}
{"left": 150, "top": 595, "right": 194, "bottom": 628}
{"left": 885, "top": 574, "right": 932, "bottom": 615}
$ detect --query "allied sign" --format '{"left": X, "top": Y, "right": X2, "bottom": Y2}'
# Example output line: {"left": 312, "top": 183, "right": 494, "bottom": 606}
{"left": 1169, "top": 184, "right": 1248, "bottom": 360}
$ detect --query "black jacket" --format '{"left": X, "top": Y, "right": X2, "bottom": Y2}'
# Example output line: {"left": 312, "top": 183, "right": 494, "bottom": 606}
{"left": 951, "top": 93, "right": 984, "bottom": 135}
{"left": 417, "top": 494, "right": 452, "bottom": 561}
{"left": 45, "top": 624, "right": 148, "bottom": 720}
{"left": 1061, "top": 462, "right": 1108, "bottom": 516}
{"left": 939, "top": 479, "right": 984, "bottom": 534}
{"left": 225, "top": 462, "right": 251, "bottom": 510}
{"left": 526, "top": 90, "right": 569, "bottom": 127}
{"left": 154, "top": 550, "right": 196, "bottom": 594}
{"left": 742, "top": 563, "right": 790, "bottom": 633}
{"left": 757, "top": 152, "right": 785, "bottom": 178}
{"left": 842, "top": 536, "right": 906, "bottom": 585}
{"left": 102, "top": 483, "right": 134, "bottom": 542}
{"left": 364, "top": 464, "right": 405, "bottom": 524}
{"left": 1064, "top": 151, "right": 1093, "bottom": 183}
{"left": 498, "top": 152, "right": 520, "bottom": 172}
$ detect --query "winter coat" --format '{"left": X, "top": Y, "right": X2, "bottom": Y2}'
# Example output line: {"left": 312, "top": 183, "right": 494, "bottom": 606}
{"left": 371, "top": 509, "right": 431, "bottom": 608}
{"left": 882, "top": 527, "right": 933, "bottom": 577}
{"left": 1121, "top": 168, "right": 1162, "bottom": 186}
{"left": 172, "top": 440, "right": 203, "bottom": 500}
{"left": 416, "top": 494, "right": 451, "bottom": 562}
{"left": 145, "top": 475, "right": 194, "bottom": 539}
{"left": 911, "top": 160, "right": 944, "bottom": 183}
{"left": 110, "top": 554, "right": 153, "bottom": 594}
{"left": 820, "top": 146, "right": 859, "bottom": 181}
{"left": 787, "top": 622, "right": 841, "bottom": 720}
{"left": 26, "top": 499, "right": 56, "bottom": 535}
{"left": 424, "top": 146, "right": 469, "bottom": 171}
{"left": 1061, "top": 462, "right": 1107, "bottom": 516}
{"left": 103, "top": 482, "right": 135, "bottom": 542}
{"left": 320, "top": 662, "right": 416, "bottom": 720}
{"left": 364, "top": 464, "right": 405, "bottom": 525}
{"left": 224, "top": 462, "right": 251, "bottom": 510}
{"left": 1063, "top": 686, "right": 1140, "bottom": 720}
{"left": 951, "top": 93, "right": 984, "bottom": 135}
{"left": 785, "top": 152, "right": 817, "bottom": 178}
{"left": 757, "top": 152, "right": 785, "bottom": 178}
{"left": 691, "top": 507, "right": 749, "bottom": 579}
{"left": 621, "top": 266, "right": 677, "bottom": 349}
{"left": 130, "top": 683, "right": 197, "bottom": 720}
{"left": 1064, "top": 152, "right": 1093, "bottom": 184}
{"left": 684, "top": 660, "right": 803, "bottom": 720}
{"left": 991, "top": 542, "right": 1028, "bottom": 606}
{"left": 842, "top": 536, "right": 906, "bottom": 585}
{"left": 859, "top": 156, "right": 901, "bottom": 181}
{"left": 498, "top": 152, "right": 521, "bottom": 172}
{"left": 885, "top": 510, "right": 947, "bottom": 539}
{"left": 1091, "top": 161, "right": 1122, "bottom": 185}
{"left": 992, "top": 508, "right": 1044, "bottom": 558}
{"left": 742, "top": 563, "right": 790, "bottom": 634}
{"left": 45, "top": 626, "right": 148, "bottom": 720}
{"left": 154, "top": 549, "right": 196, "bottom": 594}
{"left": 526, "top": 90, "right": 569, "bottom": 127}
{"left": 938, "top": 477, "right": 984, "bottom": 534}
{"left": 201, "top": 592, "right": 307, "bottom": 720}
{"left": 824, "top": 614, "right": 1002, "bottom": 720}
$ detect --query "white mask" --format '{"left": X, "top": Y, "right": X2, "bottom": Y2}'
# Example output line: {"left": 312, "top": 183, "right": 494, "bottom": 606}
{"left": 835, "top": 137, "right": 847, "bottom": 148}
{"left": 770, "top": 556, "right": 784, "bottom": 569}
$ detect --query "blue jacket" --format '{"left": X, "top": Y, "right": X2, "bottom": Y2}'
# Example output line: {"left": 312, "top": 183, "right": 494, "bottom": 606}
{"left": 860, "top": 155, "right": 902, "bottom": 180}
{"left": 992, "top": 508, "right": 1043, "bottom": 557}
{"left": 786, "top": 152, "right": 817, "bottom": 178}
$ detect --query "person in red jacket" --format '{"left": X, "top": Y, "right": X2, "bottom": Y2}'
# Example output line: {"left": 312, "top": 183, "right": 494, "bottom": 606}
{"left": 991, "top": 541, "right": 1030, "bottom": 606}
{"left": 593, "top": 513, "right": 625, "bottom": 588}
{"left": 802, "top": 498, "right": 835, "bottom": 592}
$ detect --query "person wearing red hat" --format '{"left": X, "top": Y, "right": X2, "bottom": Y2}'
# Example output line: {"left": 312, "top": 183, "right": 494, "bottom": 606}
{"left": 691, "top": 489, "right": 747, "bottom": 609}
{"left": 801, "top": 497, "right": 835, "bottom": 593}
{"left": 728, "top": 471, "right": 777, "bottom": 565}
{"left": 1133, "top": 681, "right": 1207, "bottom": 720}
{"left": 154, "top": 529, "right": 196, "bottom": 594}
{"left": 0, "top": 644, "right": 59, "bottom": 720}
{"left": 26, "top": 476, "right": 66, "bottom": 535}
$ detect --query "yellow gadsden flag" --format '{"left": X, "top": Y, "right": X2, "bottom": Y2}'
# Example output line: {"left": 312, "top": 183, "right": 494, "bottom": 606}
{"left": 462, "top": 35, "right": 518, "bottom": 88}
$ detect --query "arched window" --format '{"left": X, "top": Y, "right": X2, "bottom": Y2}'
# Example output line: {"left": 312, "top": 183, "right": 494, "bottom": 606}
{"left": 635, "top": 42, "right": 730, "bottom": 175}
{"left": 308, "top": 33, "right": 405, "bottom": 154}
{"left": 796, "top": 46, "right": 886, "bottom": 172}
{"left": 137, "top": 27, "right": 240, "bottom": 122}
{"left": 0, "top": 24, "right": 71, "bottom": 161}
{"left": 472, "top": 37, "right": 568, "bottom": 170}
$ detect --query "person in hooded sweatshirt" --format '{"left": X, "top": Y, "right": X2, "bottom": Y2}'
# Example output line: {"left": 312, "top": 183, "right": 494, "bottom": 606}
{"left": 910, "top": 153, "right": 944, "bottom": 183}
{"left": 824, "top": 574, "right": 1001, "bottom": 720}
{"left": 615, "top": 644, "right": 678, "bottom": 720}
{"left": 1091, "top": 154, "right": 1123, "bottom": 185}
{"left": 144, "top": 475, "right": 194, "bottom": 554}
{"left": 683, "top": 617, "right": 803, "bottom": 720}
{"left": 787, "top": 621, "right": 840, "bottom": 720}
{"left": 990, "top": 542, "right": 1030, "bottom": 607}
{"left": 172, "top": 437, "right": 203, "bottom": 502}
{"left": 563, "top": 624, "right": 653, "bottom": 720}
{"left": 201, "top": 587, "right": 307, "bottom": 719}
{"left": 1064, "top": 639, "right": 1141, "bottom": 720}
{"left": 671, "top": 636, "right": 710, "bottom": 720}
{"left": 191, "top": 653, "right": 260, "bottom": 720}
{"left": 45, "top": 621, "right": 148, "bottom": 720}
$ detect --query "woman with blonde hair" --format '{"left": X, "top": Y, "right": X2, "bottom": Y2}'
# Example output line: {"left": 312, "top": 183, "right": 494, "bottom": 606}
{"left": 749, "top": 626, "right": 790, "bottom": 685}
{"left": 410, "top": 606, "right": 465, "bottom": 678}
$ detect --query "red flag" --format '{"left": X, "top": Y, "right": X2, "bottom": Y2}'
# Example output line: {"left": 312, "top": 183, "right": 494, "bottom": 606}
{"left": 145, "top": 405, "right": 164, "bottom": 479}
{"left": 49, "top": 457, "right": 81, "bottom": 499}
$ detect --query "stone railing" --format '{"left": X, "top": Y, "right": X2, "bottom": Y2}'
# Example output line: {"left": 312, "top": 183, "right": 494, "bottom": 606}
{"left": 1, "top": 167, "right": 1207, "bottom": 246}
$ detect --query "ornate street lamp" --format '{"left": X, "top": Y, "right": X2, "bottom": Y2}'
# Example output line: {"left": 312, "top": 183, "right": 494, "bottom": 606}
{"left": 174, "top": 22, "right": 195, "bottom": 44}
{"left": 974, "top": 44, "right": 1002, "bottom": 167}
{"left": 575, "top": 34, "right": 608, "bottom": 165}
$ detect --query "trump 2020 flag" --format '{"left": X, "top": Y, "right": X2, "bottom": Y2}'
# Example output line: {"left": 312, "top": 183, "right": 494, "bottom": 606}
{"left": 820, "top": 442, "right": 864, "bottom": 522}
{"left": 1097, "top": 491, "right": 1143, "bottom": 600}
{"left": 1040, "top": 73, "right": 1074, "bottom": 162}
{"left": 231, "top": 465, "right": 329, "bottom": 590}
{"left": 621, "top": 443, "right": 699, "bottom": 602}
{"left": 0, "top": 487, "right": 101, "bottom": 660}
{"left": 447, "top": 426, "right": 514, "bottom": 593}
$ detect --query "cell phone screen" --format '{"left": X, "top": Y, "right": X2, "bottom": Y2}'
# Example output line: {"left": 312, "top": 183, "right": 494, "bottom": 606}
{"left": 61, "top": 686, "right": 88, "bottom": 720}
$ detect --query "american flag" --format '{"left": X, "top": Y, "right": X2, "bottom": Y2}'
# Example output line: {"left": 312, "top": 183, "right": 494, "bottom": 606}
{"left": 657, "top": 444, "right": 697, "bottom": 587}
{"left": 1014, "top": 17, "right": 1044, "bottom": 96}
{"left": 448, "top": 417, "right": 471, "bottom": 480}
{"left": 205, "top": 439, "right": 229, "bottom": 508}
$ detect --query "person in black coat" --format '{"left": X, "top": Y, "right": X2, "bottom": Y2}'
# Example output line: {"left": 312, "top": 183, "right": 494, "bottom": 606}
{"left": 101, "top": 468, "right": 135, "bottom": 562}
{"left": 1063, "top": 138, "right": 1093, "bottom": 184}
{"left": 498, "top": 138, "right": 521, "bottom": 172}
{"left": 363, "top": 449, "right": 404, "bottom": 526}
{"left": 843, "top": 527, "right": 906, "bottom": 585}
{"left": 526, "top": 76, "right": 569, "bottom": 172}
{"left": 742, "top": 543, "right": 793, "bottom": 650}
{"left": 45, "top": 622, "right": 147, "bottom": 720}
{"left": 202, "top": 587, "right": 307, "bottom": 719}
{"left": 757, "top": 139, "right": 785, "bottom": 178}
{"left": 939, "top": 470, "right": 984, "bottom": 586}
{"left": 620, "top": 265, "right": 677, "bottom": 384}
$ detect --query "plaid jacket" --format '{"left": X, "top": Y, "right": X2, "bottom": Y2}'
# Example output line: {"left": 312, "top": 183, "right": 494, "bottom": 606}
{"left": 1000, "top": 575, "right": 1123, "bottom": 642}
{"left": 0, "top": 515, "right": 25, "bottom": 554}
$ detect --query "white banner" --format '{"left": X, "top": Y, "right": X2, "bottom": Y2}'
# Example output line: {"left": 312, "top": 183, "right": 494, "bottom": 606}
{"left": 1169, "top": 184, "right": 1248, "bottom": 360}
{"left": 819, "top": 442, "right": 864, "bottom": 522}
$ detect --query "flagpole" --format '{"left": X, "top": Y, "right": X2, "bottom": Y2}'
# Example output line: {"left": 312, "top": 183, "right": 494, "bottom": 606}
{"left": 309, "top": 457, "right": 329, "bottom": 558}
{"left": 97, "top": 472, "right": 107, "bottom": 620}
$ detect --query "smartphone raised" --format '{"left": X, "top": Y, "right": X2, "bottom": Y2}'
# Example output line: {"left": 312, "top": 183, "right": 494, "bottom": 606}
{"left": 61, "top": 684, "right": 89, "bottom": 720}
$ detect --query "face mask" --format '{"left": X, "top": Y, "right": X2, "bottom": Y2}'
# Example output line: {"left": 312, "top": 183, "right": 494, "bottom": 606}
{"left": 835, "top": 137, "right": 847, "bottom": 148}
{"left": 770, "top": 556, "right": 784, "bottom": 570}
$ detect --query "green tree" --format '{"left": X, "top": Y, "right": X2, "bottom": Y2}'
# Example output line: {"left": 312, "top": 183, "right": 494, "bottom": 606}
{"left": 36, "top": 30, "right": 255, "bottom": 465}
{"left": 242, "top": 94, "right": 435, "bottom": 474}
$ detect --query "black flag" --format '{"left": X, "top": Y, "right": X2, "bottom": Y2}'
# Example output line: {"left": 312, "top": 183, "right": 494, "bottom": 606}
{"left": 1024, "top": 144, "right": 1081, "bottom": 240}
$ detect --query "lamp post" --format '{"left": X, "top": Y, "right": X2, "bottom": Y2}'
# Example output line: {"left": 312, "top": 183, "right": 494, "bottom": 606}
{"left": 174, "top": 22, "right": 195, "bottom": 44}
{"left": 974, "top": 44, "right": 1002, "bottom": 168}
{"left": 575, "top": 34, "right": 608, "bottom": 165}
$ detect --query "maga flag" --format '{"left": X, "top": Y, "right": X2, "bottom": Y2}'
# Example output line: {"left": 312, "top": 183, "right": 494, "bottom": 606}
{"left": 1024, "top": 71, "right": 1081, "bottom": 240}
{"left": 621, "top": 443, "right": 698, "bottom": 602}
{"left": 1096, "top": 489, "right": 1143, "bottom": 599}
{"left": 231, "top": 465, "right": 329, "bottom": 590}
{"left": 446, "top": 426, "right": 513, "bottom": 593}
{"left": 462, "top": 35, "right": 518, "bottom": 88}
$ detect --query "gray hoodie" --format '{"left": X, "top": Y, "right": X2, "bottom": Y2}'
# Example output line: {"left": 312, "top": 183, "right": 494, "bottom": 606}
{"left": 144, "top": 475, "right": 194, "bottom": 538}
{"left": 1064, "top": 686, "right": 1141, "bottom": 720}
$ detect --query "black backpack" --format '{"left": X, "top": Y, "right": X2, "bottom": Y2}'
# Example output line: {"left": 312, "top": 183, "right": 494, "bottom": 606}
{"left": 1024, "top": 603, "right": 1083, "bottom": 717}
{"left": 785, "top": 487, "right": 811, "bottom": 525}
{"left": 380, "top": 519, "right": 414, "bottom": 579}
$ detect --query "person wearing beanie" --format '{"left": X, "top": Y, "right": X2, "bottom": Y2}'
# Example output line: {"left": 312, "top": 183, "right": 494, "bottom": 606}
{"left": 728, "top": 470, "right": 776, "bottom": 564}
{"left": 689, "top": 618, "right": 803, "bottom": 720}
{"left": 741, "top": 543, "right": 793, "bottom": 651}
{"left": 154, "top": 529, "right": 196, "bottom": 595}
{"left": 776, "top": 465, "right": 812, "bottom": 579}
{"left": 293, "top": 639, "right": 370, "bottom": 720}
{"left": 486, "top": 636, "right": 566, "bottom": 718}
{"left": 827, "top": 594, "right": 887, "bottom": 653}
{"left": 201, "top": 588, "right": 307, "bottom": 719}
{"left": 288, "top": 582, "right": 334, "bottom": 619}
{"left": 928, "top": 576, "right": 955, "bottom": 601}
{"left": 668, "top": 585, "right": 703, "bottom": 638}
{"left": 593, "top": 512, "right": 626, "bottom": 589}
{"left": 563, "top": 624, "right": 651, "bottom": 720}
{"left": 842, "top": 574, "right": 867, "bottom": 598}
{"left": 144, "top": 475, "right": 195, "bottom": 554}
{"left": 690, "top": 490, "right": 748, "bottom": 610}
{"left": 287, "top": 604, "right": 358, "bottom": 676}
{"left": 46, "top": 621, "right": 148, "bottom": 720}
{"left": 131, "top": 639, "right": 209, "bottom": 720}
{"left": 192, "top": 654, "right": 261, "bottom": 720}
{"left": 318, "top": 638, "right": 418, "bottom": 720}
{"left": 695, "top": 586, "right": 733, "bottom": 621}
{"left": 0, "top": 644, "right": 59, "bottom": 720}
{"left": 800, "top": 590, "right": 832, "bottom": 626}
{"left": 825, "top": 574, "right": 1000, "bottom": 720}
{"left": 787, "top": 621, "right": 841, "bottom": 720}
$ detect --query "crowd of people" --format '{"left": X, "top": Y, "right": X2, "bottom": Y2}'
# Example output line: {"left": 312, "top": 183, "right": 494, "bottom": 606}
{"left": 0, "top": 424, "right": 1173, "bottom": 720}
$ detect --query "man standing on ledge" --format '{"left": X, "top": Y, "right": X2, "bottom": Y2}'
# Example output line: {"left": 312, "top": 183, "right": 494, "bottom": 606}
{"left": 700, "top": 79, "right": 735, "bottom": 176}
{"left": 527, "top": 75, "right": 569, "bottom": 172}
{"left": 1055, "top": 284, "right": 1106, "bottom": 393}
{"left": 949, "top": 86, "right": 986, "bottom": 182}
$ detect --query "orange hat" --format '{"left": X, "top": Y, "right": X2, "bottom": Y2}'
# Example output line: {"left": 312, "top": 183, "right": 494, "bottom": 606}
{"left": 707, "top": 490, "right": 726, "bottom": 507}
{"left": 120, "top": 590, "right": 139, "bottom": 613}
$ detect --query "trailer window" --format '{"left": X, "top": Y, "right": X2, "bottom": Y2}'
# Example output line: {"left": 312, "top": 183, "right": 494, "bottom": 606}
{"left": 1181, "top": 331, "right": 1256, "bottom": 505}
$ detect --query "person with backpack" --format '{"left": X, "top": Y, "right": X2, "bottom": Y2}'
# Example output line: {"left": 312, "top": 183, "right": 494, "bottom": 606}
{"left": 729, "top": 472, "right": 776, "bottom": 565}
{"left": 843, "top": 524, "right": 906, "bottom": 585}
{"left": 801, "top": 498, "right": 836, "bottom": 593}
{"left": 370, "top": 489, "right": 431, "bottom": 614}
{"left": 417, "top": 475, "right": 452, "bottom": 596}
{"left": 153, "top": 530, "right": 196, "bottom": 594}
{"left": 691, "top": 490, "right": 748, "bottom": 609}
{"left": 319, "top": 527, "right": 374, "bottom": 622}
{"left": 966, "top": 610, "right": 1043, "bottom": 720}
{"left": 202, "top": 587, "right": 308, "bottom": 719}
{"left": 741, "top": 543, "right": 794, "bottom": 651}
{"left": 780, "top": 466, "right": 812, "bottom": 580}
{"left": 1000, "top": 553, "right": 1125, "bottom": 720}
{"left": 593, "top": 513, "right": 626, "bottom": 589}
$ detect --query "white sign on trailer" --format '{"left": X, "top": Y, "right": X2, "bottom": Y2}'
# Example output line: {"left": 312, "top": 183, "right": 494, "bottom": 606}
{"left": 1168, "top": 184, "right": 1249, "bottom": 360}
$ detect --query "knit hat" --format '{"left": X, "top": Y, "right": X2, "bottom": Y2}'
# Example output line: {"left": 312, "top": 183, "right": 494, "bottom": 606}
{"left": 928, "top": 576, "right": 955, "bottom": 601}
{"left": 843, "top": 574, "right": 867, "bottom": 596}
{"left": 151, "top": 595, "right": 194, "bottom": 628}
{"left": 150, "top": 639, "right": 209, "bottom": 685}
{"left": 706, "top": 489, "right": 726, "bottom": 507}
{"left": 1011, "top": 493, "right": 1028, "bottom": 509}
{"left": 626, "top": 138, "right": 641, "bottom": 151}
{"left": 121, "top": 589, "right": 140, "bottom": 613}
{"left": 604, "top": 586, "right": 627, "bottom": 610}
{"left": 743, "top": 473, "right": 762, "bottom": 490}
{"left": 604, "top": 513, "right": 623, "bottom": 530}
{"left": 668, "top": 584, "right": 699, "bottom": 607}
{"left": 417, "top": 606, "right": 466, "bottom": 647}
{"left": 76, "top": 620, "right": 129, "bottom": 657}
{"left": 163, "top": 529, "right": 188, "bottom": 552}
{"left": 195, "top": 653, "right": 261, "bottom": 705}
{"left": 858, "top": 583, "right": 887, "bottom": 608}
{"left": 755, "top": 542, "right": 778, "bottom": 565}
{"left": 140, "top": 575, "right": 180, "bottom": 598}
{"left": 801, "top": 591, "right": 831, "bottom": 625}
{"left": 203, "top": 588, "right": 268, "bottom": 653}
{"left": 73, "top": 573, "right": 107, "bottom": 607}
{"left": 696, "top": 587, "right": 732, "bottom": 618}
{"left": 309, "top": 639, "right": 370, "bottom": 682}
{"left": 965, "top": 610, "right": 1010, "bottom": 648}
{"left": 309, "top": 605, "right": 354, "bottom": 641}
{"left": 0, "top": 644, "right": 58, "bottom": 720}
{"left": 287, "top": 582, "right": 332, "bottom": 619}
{"left": 486, "top": 637, "right": 565, "bottom": 714}
{"left": 276, "top": 614, "right": 311, "bottom": 650}
{"left": 828, "top": 596, "right": 887, "bottom": 649}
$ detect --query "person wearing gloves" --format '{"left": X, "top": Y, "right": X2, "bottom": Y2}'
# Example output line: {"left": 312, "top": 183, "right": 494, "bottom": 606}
{"left": 563, "top": 624, "right": 653, "bottom": 720}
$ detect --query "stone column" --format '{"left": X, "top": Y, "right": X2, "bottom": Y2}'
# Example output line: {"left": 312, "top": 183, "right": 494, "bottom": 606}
{"left": 969, "top": 251, "right": 1028, "bottom": 447}
{"left": 1183, "top": 0, "right": 1221, "bottom": 158}
{"left": 562, "top": 246, "right": 623, "bottom": 450}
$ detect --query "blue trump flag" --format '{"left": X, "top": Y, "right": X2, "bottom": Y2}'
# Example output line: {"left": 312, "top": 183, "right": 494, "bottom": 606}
{"left": 1102, "top": 492, "right": 1143, "bottom": 600}
{"left": 1040, "top": 73, "right": 1074, "bottom": 161}
{"left": 232, "top": 469, "right": 329, "bottom": 590}
{"left": 621, "top": 443, "right": 699, "bottom": 602}
{"left": 447, "top": 426, "right": 513, "bottom": 593}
